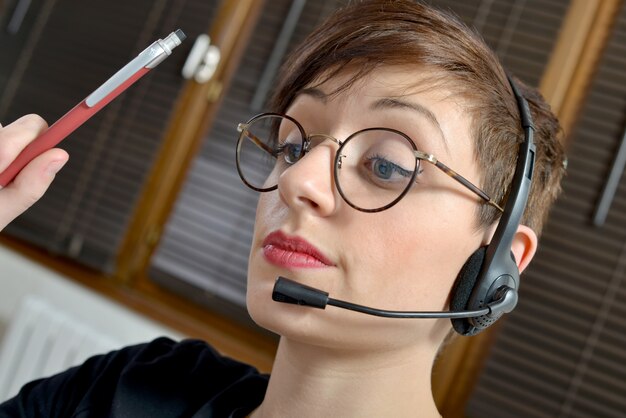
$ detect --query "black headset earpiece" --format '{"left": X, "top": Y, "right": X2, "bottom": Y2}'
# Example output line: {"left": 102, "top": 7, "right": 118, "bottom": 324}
{"left": 450, "top": 76, "right": 536, "bottom": 336}
{"left": 450, "top": 247, "right": 487, "bottom": 335}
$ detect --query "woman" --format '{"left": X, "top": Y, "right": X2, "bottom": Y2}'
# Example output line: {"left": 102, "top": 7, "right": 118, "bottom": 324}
{"left": 0, "top": 1, "right": 565, "bottom": 417}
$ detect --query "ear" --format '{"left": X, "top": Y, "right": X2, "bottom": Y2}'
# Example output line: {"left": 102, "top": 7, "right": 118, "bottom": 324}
{"left": 511, "top": 224, "right": 537, "bottom": 273}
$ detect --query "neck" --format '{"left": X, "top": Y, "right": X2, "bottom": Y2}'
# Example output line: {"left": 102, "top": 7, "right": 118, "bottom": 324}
{"left": 253, "top": 337, "right": 442, "bottom": 418}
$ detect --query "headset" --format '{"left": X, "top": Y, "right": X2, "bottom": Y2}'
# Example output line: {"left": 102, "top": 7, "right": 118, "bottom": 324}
{"left": 272, "top": 75, "right": 536, "bottom": 336}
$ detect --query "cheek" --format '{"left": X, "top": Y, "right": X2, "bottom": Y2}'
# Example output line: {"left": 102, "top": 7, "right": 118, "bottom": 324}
{"left": 247, "top": 194, "right": 280, "bottom": 317}
{"left": 348, "top": 205, "right": 479, "bottom": 311}
{"left": 253, "top": 193, "right": 280, "bottom": 231}
{"left": 250, "top": 192, "right": 290, "bottom": 252}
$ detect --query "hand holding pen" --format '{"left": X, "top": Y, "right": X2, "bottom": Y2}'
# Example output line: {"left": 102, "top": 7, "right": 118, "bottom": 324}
{"left": 0, "top": 29, "right": 186, "bottom": 188}
{"left": 0, "top": 115, "right": 68, "bottom": 231}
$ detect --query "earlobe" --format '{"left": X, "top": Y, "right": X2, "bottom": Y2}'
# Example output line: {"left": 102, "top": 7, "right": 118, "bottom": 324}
{"left": 511, "top": 225, "right": 537, "bottom": 273}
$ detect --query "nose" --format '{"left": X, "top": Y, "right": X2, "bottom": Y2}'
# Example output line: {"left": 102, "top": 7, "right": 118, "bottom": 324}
{"left": 277, "top": 139, "right": 339, "bottom": 216}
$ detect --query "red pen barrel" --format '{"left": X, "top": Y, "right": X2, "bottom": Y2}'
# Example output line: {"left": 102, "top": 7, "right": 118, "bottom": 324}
{"left": 0, "top": 66, "right": 151, "bottom": 187}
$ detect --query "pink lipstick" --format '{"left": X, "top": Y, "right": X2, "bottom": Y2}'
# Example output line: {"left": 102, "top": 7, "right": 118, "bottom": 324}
{"left": 262, "top": 231, "right": 335, "bottom": 269}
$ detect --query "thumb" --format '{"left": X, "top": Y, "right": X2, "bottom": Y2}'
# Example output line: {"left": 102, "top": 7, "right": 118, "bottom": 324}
{"left": 0, "top": 148, "right": 68, "bottom": 230}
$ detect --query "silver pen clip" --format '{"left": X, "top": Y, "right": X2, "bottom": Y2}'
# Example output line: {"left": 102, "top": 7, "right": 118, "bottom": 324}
{"left": 85, "top": 30, "right": 186, "bottom": 107}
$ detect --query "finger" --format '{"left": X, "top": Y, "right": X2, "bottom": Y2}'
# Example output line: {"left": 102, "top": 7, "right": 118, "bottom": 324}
{"left": 0, "top": 148, "right": 68, "bottom": 231}
{"left": 0, "top": 114, "right": 48, "bottom": 172}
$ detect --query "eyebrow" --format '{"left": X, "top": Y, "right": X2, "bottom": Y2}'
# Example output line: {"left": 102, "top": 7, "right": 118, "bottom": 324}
{"left": 371, "top": 97, "right": 448, "bottom": 150}
{"left": 299, "top": 87, "right": 328, "bottom": 103}
{"left": 299, "top": 87, "right": 448, "bottom": 150}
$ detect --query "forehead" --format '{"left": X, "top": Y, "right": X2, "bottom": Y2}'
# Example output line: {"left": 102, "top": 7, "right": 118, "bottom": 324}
{"left": 303, "top": 65, "right": 467, "bottom": 106}
{"left": 290, "top": 66, "right": 475, "bottom": 157}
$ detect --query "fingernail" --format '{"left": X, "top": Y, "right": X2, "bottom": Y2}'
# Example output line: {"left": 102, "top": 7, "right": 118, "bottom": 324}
{"left": 46, "top": 159, "right": 67, "bottom": 176}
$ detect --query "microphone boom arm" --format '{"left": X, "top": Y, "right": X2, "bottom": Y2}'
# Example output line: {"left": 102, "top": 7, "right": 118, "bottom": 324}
{"left": 272, "top": 277, "right": 493, "bottom": 319}
{"left": 327, "top": 298, "right": 490, "bottom": 319}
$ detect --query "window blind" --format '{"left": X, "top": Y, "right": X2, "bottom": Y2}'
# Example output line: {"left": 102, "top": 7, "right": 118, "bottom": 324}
{"left": 467, "top": 3, "right": 626, "bottom": 417}
{"left": 150, "top": 0, "right": 569, "bottom": 324}
{"left": 0, "top": 0, "right": 218, "bottom": 272}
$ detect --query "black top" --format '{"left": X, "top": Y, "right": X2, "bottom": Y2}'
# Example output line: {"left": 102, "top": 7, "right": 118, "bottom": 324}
{"left": 0, "top": 337, "right": 269, "bottom": 418}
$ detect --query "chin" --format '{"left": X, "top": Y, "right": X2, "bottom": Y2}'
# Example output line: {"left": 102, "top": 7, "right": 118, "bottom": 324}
{"left": 246, "top": 284, "right": 318, "bottom": 339}
{"left": 247, "top": 283, "right": 332, "bottom": 344}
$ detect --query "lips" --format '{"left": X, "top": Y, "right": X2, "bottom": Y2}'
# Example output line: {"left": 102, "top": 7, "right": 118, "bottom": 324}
{"left": 262, "top": 231, "right": 335, "bottom": 268}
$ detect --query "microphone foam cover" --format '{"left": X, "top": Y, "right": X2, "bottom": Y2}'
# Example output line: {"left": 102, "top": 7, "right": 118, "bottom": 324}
{"left": 272, "top": 277, "right": 329, "bottom": 309}
{"left": 450, "top": 247, "right": 486, "bottom": 335}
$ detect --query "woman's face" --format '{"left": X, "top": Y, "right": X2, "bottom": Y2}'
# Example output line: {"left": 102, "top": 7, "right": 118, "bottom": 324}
{"left": 246, "top": 67, "right": 489, "bottom": 351}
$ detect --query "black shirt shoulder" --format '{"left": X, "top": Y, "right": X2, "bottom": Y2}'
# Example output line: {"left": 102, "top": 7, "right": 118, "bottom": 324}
{"left": 0, "top": 337, "right": 269, "bottom": 418}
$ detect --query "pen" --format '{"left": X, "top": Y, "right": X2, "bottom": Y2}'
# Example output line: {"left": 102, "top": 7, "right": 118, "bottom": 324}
{"left": 0, "top": 29, "right": 187, "bottom": 187}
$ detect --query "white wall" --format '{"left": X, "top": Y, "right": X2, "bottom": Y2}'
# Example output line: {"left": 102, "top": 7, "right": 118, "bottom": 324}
{"left": 0, "top": 244, "right": 184, "bottom": 345}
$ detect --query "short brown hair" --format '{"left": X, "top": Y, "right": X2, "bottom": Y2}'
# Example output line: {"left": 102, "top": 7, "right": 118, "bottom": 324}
{"left": 269, "top": 0, "right": 566, "bottom": 235}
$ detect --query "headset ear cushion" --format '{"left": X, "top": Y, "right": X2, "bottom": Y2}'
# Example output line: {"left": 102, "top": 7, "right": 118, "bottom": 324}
{"left": 450, "top": 246, "right": 486, "bottom": 335}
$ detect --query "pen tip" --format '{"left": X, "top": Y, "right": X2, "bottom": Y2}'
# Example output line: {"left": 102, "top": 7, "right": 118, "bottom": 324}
{"left": 174, "top": 29, "right": 186, "bottom": 42}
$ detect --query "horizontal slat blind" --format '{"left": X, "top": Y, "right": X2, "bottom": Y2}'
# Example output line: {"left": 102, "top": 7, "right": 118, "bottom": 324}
{"left": 433, "top": 0, "right": 569, "bottom": 86}
{"left": 150, "top": 0, "right": 569, "bottom": 323}
{"left": 0, "top": 0, "right": 217, "bottom": 272}
{"left": 0, "top": 0, "right": 47, "bottom": 95}
{"left": 467, "top": 3, "right": 626, "bottom": 417}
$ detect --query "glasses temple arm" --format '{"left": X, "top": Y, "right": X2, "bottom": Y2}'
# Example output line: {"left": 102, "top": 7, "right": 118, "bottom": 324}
{"left": 431, "top": 159, "right": 504, "bottom": 213}
{"left": 240, "top": 126, "right": 277, "bottom": 157}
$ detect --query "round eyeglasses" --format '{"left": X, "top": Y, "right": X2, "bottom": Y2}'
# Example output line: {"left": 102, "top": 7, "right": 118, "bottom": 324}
{"left": 236, "top": 113, "right": 504, "bottom": 213}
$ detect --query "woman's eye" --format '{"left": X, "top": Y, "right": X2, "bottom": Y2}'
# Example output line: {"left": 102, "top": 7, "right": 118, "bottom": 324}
{"left": 363, "top": 156, "right": 413, "bottom": 181}
{"left": 277, "top": 143, "right": 303, "bottom": 164}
